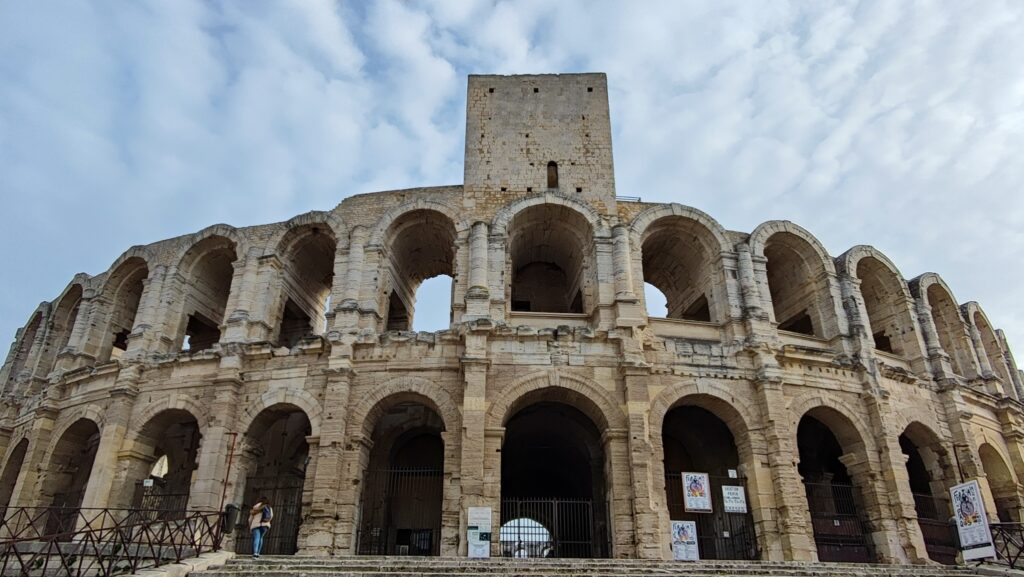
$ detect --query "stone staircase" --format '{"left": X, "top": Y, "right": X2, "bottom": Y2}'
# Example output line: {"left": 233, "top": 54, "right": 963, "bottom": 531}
{"left": 193, "top": 556, "right": 1001, "bottom": 577}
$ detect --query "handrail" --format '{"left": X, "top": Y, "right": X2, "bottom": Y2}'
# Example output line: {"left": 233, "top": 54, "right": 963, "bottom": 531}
{"left": 991, "top": 522, "right": 1024, "bottom": 569}
{"left": 0, "top": 508, "right": 222, "bottom": 577}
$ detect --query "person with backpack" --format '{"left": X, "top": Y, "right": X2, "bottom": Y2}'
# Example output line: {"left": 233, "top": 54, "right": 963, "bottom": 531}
{"left": 249, "top": 497, "right": 273, "bottom": 558}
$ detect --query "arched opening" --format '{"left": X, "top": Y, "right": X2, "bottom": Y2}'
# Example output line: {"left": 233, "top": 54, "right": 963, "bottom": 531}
{"left": 177, "top": 237, "right": 237, "bottom": 352}
{"left": 40, "top": 285, "right": 83, "bottom": 374}
{"left": 102, "top": 257, "right": 148, "bottom": 362}
{"left": 974, "top": 312, "right": 1013, "bottom": 389}
{"left": 644, "top": 283, "right": 669, "bottom": 317}
{"left": 240, "top": 406, "right": 311, "bottom": 555}
{"left": 547, "top": 162, "right": 559, "bottom": 189}
{"left": 899, "top": 425, "right": 956, "bottom": 564}
{"left": 764, "top": 232, "right": 830, "bottom": 337}
{"left": 500, "top": 517, "right": 552, "bottom": 557}
{"left": 926, "top": 284, "right": 970, "bottom": 377}
{"left": 856, "top": 258, "right": 913, "bottom": 356}
{"left": 4, "top": 312, "right": 42, "bottom": 393}
{"left": 508, "top": 205, "right": 593, "bottom": 314}
{"left": 501, "top": 401, "right": 609, "bottom": 558}
{"left": 662, "top": 405, "right": 758, "bottom": 559}
{"left": 121, "top": 409, "right": 201, "bottom": 515}
{"left": 0, "top": 439, "right": 29, "bottom": 511}
{"left": 640, "top": 216, "right": 721, "bottom": 322}
{"left": 274, "top": 226, "right": 336, "bottom": 347}
{"left": 412, "top": 275, "right": 454, "bottom": 332}
{"left": 43, "top": 419, "right": 100, "bottom": 535}
{"left": 357, "top": 401, "right": 445, "bottom": 556}
{"left": 797, "top": 412, "right": 874, "bottom": 563}
{"left": 979, "top": 443, "right": 1018, "bottom": 522}
{"left": 383, "top": 210, "right": 456, "bottom": 332}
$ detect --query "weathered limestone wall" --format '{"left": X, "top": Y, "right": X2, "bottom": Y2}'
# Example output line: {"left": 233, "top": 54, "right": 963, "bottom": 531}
{"left": 1, "top": 73, "right": 1023, "bottom": 564}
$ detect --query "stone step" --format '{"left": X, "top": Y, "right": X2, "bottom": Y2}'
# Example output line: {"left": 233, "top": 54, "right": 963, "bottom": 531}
{"left": 196, "top": 557, "right": 986, "bottom": 577}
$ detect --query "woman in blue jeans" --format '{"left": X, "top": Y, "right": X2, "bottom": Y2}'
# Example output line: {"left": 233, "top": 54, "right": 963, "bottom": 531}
{"left": 249, "top": 497, "right": 273, "bottom": 558}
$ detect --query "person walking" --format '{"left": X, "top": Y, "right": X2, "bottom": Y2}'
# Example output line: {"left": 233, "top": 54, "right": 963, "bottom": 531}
{"left": 249, "top": 497, "right": 273, "bottom": 558}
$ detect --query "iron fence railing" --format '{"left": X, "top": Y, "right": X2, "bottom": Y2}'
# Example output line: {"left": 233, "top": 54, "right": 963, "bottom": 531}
{"left": 0, "top": 508, "right": 222, "bottom": 577}
{"left": 991, "top": 522, "right": 1024, "bottom": 569}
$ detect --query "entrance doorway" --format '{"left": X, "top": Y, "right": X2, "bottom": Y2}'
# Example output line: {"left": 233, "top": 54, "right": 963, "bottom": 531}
{"left": 357, "top": 402, "right": 444, "bottom": 556}
{"left": 662, "top": 405, "right": 758, "bottom": 560}
{"left": 44, "top": 419, "right": 100, "bottom": 536}
{"left": 899, "top": 429, "right": 955, "bottom": 564}
{"left": 128, "top": 409, "right": 201, "bottom": 517}
{"left": 238, "top": 406, "right": 310, "bottom": 555}
{"left": 797, "top": 414, "right": 874, "bottom": 563}
{"left": 500, "top": 402, "right": 609, "bottom": 558}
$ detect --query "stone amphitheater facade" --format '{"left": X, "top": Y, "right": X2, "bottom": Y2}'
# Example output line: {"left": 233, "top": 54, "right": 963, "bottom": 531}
{"left": 2, "top": 73, "right": 1023, "bottom": 564}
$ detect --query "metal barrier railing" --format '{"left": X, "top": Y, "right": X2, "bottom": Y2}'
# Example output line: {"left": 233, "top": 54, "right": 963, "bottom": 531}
{"left": 0, "top": 508, "right": 222, "bottom": 577}
{"left": 991, "top": 522, "right": 1024, "bottom": 569}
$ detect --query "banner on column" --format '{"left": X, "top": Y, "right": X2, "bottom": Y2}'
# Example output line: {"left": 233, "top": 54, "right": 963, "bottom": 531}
{"left": 682, "top": 472, "right": 712, "bottom": 512}
{"left": 950, "top": 479, "right": 995, "bottom": 561}
{"left": 467, "top": 506, "right": 493, "bottom": 558}
{"left": 722, "top": 485, "right": 748, "bottom": 513}
{"left": 671, "top": 520, "right": 699, "bottom": 561}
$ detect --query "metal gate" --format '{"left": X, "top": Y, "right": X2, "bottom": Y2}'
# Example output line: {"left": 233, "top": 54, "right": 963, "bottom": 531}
{"left": 499, "top": 498, "right": 608, "bottom": 558}
{"left": 129, "top": 479, "right": 189, "bottom": 520}
{"left": 804, "top": 481, "right": 874, "bottom": 563}
{"left": 913, "top": 493, "right": 956, "bottom": 565}
{"left": 236, "top": 474, "right": 305, "bottom": 555}
{"left": 44, "top": 489, "right": 86, "bottom": 539}
{"left": 357, "top": 468, "right": 443, "bottom": 556}
{"left": 665, "top": 473, "right": 759, "bottom": 560}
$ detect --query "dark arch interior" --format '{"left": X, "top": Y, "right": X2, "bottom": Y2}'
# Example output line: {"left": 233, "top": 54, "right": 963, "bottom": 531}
{"left": 501, "top": 401, "right": 609, "bottom": 558}
{"left": 641, "top": 218, "right": 716, "bottom": 322}
{"left": 384, "top": 210, "right": 456, "bottom": 331}
{"left": 276, "top": 226, "right": 336, "bottom": 347}
{"left": 44, "top": 419, "right": 101, "bottom": 534}
{"left": 358, "top": 402, "right": 445, "bottom": 556}
{"left": 662, "top": 405, "right": 757, "bottom": 560}
{"left": 764, "top": 233, "right": 821, "bottom": 337}
{"left": 508, "top": 205, "right": 592, "bottom": 314}
{"left": 180, "top": 238, "right": 237, "bottom": 352}
{"left": 127, "top": 409, "right": 201, "bottom": 513}
{"left": 899, "top": 432, "right": 956, "bottom": 564}
{"left": 0, "top": 439, "right": 29, "bottom": 510}
{"left": 240, "top": 407, "right": 311, "bottom": 555}
{"left": 797, "top": 414, "right": 874, "bottom": 563}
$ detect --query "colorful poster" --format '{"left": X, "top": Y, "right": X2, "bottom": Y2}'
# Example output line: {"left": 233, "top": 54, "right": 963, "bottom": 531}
{"left": 682, "top": 472, "right": 712, "bottom": 512}
{"left": 670, "top": 520, "right": 699, "bottom": 561}
{"left": 722, "top": 485, "right": 748, "bottom": 513}
{"left": 467, "top": 506, "right": 492, "bottom": 558}
{"left": 951, "top": 480, "right": 995, "bottom": 561}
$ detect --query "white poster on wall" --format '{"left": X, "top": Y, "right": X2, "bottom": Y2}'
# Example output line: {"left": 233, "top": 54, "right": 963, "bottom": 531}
{"left": 670, "top": 520, "right": 699, "bottom": 561}
{"left": 951, "top": 480, "right": 996, "bottom": 561}
{"left": 467, "top": 506, "right": 493, "bottom": 558}
{"left": 722, "top": 485, "right": 748, "bottom": 513}
{"left": 682, "top": 472, "right": 712, "bottom": 512}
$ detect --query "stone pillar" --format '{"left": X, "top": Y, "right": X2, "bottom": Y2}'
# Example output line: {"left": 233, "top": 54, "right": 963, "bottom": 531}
{"left": 603, "top": 428, "right": 637, "bottom": 558}
{"left": 222, "top": 250, "right": 262, "bottom": 343}
{"left": 482, "top": 425, "right": 504, "bottom": 558}
{"left": 487, "top": 233, "right": 508, "bottom": 322}
{"left": 6, "top": 407, "right": 58, "bottom": 509}
{"left": 335, "top": 434, "right": 372, "bottom": 554}
{"left": 621, "top": 366, "right": 662, "bottom": 558}
{"left": 300, "top": 367, "right": 353, "bottom": 553}
{"left": 464, "top": 222, "right": 490, "bottom": 320}
{"left": 55, "top": 290, "right": 97, "bottom": 371}
{"left": 79, "top": 377, "right": 138, "bottom": 513}
{"left": 736, "top": 244, "right": 766, "bottom": 320}
{"left": 124, "top": 266, "right": 167, "bottom": 358}
{"left": 189, "top": 372, "right": 243, "bottom": 511}
{"left": 754, "top": 377, "right": 816, "bottom": 561}
{"left": 915, "top": 299, "right": 953, "bottom": 379}
{"left": 334, "top": 227, "right": 367, "bottom": 332}
{"left": 969, "top": 323, "right": 996, "bottom": 379}
{"left": 611, "top": 226, "right": 643, "bottom": 327}
{"left": 247, "top": 256, "right": 284, "bottom": 343}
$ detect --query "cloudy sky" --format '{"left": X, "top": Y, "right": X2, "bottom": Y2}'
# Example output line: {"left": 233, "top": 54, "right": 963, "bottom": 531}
{"left": 2, "top": 1, "right": 1023, "bottom": 354}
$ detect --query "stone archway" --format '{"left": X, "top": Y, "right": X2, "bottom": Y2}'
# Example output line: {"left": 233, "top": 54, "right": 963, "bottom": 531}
{"left": 899, "top": 422, "right": 957, "bottom": 564}
{"left": 0, "top": 438, "right": 28, "bottom": 511}
{"left": 979, "top": 442, "right": 1019, "bottom": 522}
{"left": 41, "top": 418, "right": 101, "bottom": 535}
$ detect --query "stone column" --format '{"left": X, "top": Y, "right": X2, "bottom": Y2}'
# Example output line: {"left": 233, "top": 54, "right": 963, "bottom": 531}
{"left": 612, "top": 226, "right": 643, "bottom": 328}
{"left": 56, "top": 291, "right": 96, "bottom": 371}
{"left": 334, "top": 227, "right": 367, "bottom": 332}
{"left": 189, "top": 373, "right": 243, "bottom": 511}
{"left": 79, "top": 377, "right": 138, "bottom": 513}
{"left": 300, "top": 367, "right": 353, "bottom": 553}
{"left": 482, "top": 426, "right": 504, "bottom": 558}
{"left": 464, "top": 222, "right": 490, "bottom": 320}
{"left": 125, "top": 266, "right": 168, "bottom": 358}
{"left": 915, "top": 299, "right": 953, "bottom": 379}
{"left": 222, "top": 250, "right": 261, "bottom": 343}
{"left": 6, "top": 407, "right": 58, "bottom": 509}
{"left": 604, "top": 428, "right": 638, "bottom": 558}
{"left": 621, "top": 366, "right": 662, "bottom": 558}
{"left": 969, "top": 323, "right": 996, "bottom": 379}
{"left": 487, "top": 233, "right": 508, "bottom": 322}
{"left": 736, "top": 244, "right": 766, "bottom": 320}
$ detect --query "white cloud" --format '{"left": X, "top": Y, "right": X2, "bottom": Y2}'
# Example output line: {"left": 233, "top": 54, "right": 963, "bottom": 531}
{"left": 2, "top": 0, "right": 1024, "bottom": 359}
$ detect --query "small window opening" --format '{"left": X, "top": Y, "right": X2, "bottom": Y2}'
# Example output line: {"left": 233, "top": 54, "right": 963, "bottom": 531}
{"left": 778, "top": 311, "right": 814, "bottom": 335}
{"left": 533, "top": 87, "right": 539, "bottom": 93}
{"left": 501, "top": 187, "right": 508, "bottom": 192}
{"left": 575, "top": 187, "right": 582, "bottom": 193}
{"left": 386, "top": 291, "right": 410, "bottom": 332}
{"left": 525, "top": 133, "right": 529, "bottom": 138}
{"left": 112, "top": 329, "right": 130, "bottom": 352}
{"left": 547, "top": 162, "right": 559, "bottom": 189}
{"left": 587, "top": 87, "right": 593, "bottom": 92}
{"left": 488, "top": 87, "right": 494, "bottom": 94}
{"left": 527, "top": 187, "right": 533, "bottom": 192}
{"left": 873, "top": 331, "right": 894, "bottom": 354}
{"left": 184, "top": 313, "right": 221, "bottom": 352}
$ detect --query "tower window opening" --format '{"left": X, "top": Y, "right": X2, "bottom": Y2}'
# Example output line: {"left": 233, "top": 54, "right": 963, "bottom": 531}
{"left": 547, "top": 162, "right": 559, "bottom": 189}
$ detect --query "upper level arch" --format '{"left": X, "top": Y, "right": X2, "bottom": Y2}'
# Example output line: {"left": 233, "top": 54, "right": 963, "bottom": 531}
{"left": 501, "top": 202, "right": 598, "bottom": 314}
{"left": 33, "top": 282, "right": 85, "bottom": 379}
{"left": 911, "top": 273, "right": 977, "bottom": 379}
{"left": 491, "top": 193, "right": 608, "bottom": 239}
{"left": 377, "top": 208, "right": 458, "bottom": 331}
{"left": 750, "top": 221, "right": 840, "bottom": 339}
{"left": 963, "top": 302, "right": 1014, "bottom": 390}
{"left": 839, "top": 245, "right": 923, "bottom": 358}
{"left": 269, "top": 211, "right": 348, "bottom": 253}
{"left": 630, "top": 204, "right": 732, "bottom": 323}
{"left": 2, "top": 308, "right": 45, "bottom": 395}
{"left": 98, "top": 254, "right": 150, "bottom": 362}
{"left": 271, "top": 222, "right": 337, "bottom": 346}
{"left": 172, "top": 234, "right": 239, "bottom": 352}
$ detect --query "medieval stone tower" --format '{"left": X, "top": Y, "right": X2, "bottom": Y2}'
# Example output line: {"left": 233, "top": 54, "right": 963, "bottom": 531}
{"left": 2, "top": 73, "right": 1023, "bottom": 565}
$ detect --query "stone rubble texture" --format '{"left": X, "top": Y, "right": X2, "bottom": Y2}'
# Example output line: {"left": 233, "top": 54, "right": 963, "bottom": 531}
{"left": 1, "top": 73, "right": 1024, "bottom": 565}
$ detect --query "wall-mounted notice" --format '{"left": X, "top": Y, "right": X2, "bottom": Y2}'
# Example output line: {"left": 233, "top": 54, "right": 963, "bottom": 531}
{"left": 682, "top": 472, "right": 712, "bottom": 512}
{"left": 722, "top": 485, "right": 748, "bottom": 513}
{"left": 951, "top": 480, "right": 995, "bottom": 561}
{"left": 467, "top": 506, "right": 493, "bottom": 558}
{"left": 670, "top": 520, "right": 699, "bottom": 561}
